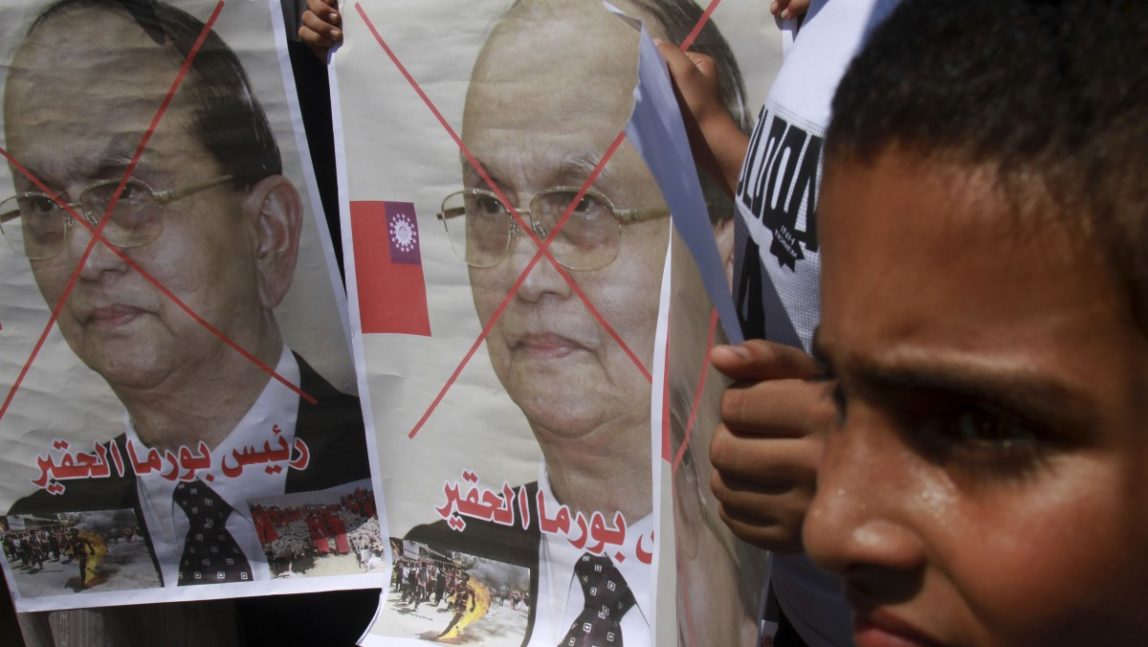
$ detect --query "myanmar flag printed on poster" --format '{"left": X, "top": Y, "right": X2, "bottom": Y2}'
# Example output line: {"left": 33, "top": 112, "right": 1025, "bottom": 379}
{"left": 351, "top": 201, "right": 431, "bottom": 336}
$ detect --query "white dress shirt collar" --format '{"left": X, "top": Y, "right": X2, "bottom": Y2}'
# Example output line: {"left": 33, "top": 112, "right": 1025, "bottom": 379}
{"left": 530, "top": 467, "right": 653, "bottom": 647}
{"left": 126, "top": 346, "right": 301, "bottom": 586}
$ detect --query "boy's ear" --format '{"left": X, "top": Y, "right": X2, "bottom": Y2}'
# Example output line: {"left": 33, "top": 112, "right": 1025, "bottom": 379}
{"left": 242, "top": 175, "right": 303, "bottom": 310}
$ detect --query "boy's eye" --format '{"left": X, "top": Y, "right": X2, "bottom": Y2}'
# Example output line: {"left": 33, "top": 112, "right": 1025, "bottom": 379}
{"left": 937, "top": 406, "right": 1037, "bottom": 448}
{"left": 916, "top": 401, "right": 1048, "bottom": 477}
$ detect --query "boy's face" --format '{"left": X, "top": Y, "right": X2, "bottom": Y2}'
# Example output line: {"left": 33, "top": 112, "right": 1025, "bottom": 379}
{"left": 806, "top": 149, "right": 1148, "bottom": 646}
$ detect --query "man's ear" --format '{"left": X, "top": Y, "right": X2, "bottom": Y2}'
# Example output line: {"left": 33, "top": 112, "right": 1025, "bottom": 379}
{"left": 243, "top": 175, "right": 303, "bottom": 310}
{"left": 714, "top": 217, "right": 735, "bottom": 289}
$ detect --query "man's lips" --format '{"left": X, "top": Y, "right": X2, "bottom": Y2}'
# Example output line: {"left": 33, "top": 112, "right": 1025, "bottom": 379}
{"left": 81, "top": 304, "right": 147, "bottom": 327}
{"left": 510, "top": 332, "right": 589, "bottom": 359}
{"left": 854, "top": 612, "right": 950, "bottom": 647}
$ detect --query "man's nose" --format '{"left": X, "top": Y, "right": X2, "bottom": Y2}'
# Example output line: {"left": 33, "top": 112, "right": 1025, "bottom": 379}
{"left": 510, "top": 222, "right": 572, "bottom": 302}
{"left": 69, "top": 214, "right": 129, "bottom": 281}
{"left": 804, "top": 405, "right": 928, "bottom": 598}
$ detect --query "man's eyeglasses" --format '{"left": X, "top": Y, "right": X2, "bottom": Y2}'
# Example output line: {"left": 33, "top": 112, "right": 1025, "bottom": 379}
{"left": 0, "top": 175, "right": 234, "bottom": 260}
{"left": 437, "top": 187, "right": 669, "bottom": 271}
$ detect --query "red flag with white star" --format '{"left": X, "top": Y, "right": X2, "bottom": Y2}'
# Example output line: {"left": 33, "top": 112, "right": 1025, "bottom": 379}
{"left": 350, "top": 201, "right": 431, "bottom": 336}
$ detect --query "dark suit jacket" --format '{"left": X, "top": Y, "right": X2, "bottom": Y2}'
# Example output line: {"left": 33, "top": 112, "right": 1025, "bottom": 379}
{"left": 9, "top": 354, "right": 380, "bottom": 646}
{"left": 404, "top": 482, "right": 541, "bottom": 647}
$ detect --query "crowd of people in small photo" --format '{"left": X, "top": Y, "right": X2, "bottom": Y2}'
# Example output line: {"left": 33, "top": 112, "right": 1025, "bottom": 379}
{"left": 251, "top": 486, "right": 384, "bottom": 577}
{"left": 1, "top": 517, "right": 140, "bottom": 591}
{"left": 374, "top": 538, "right": 535, "bottom": 644}
{"left": 389, "top": 552, "right": 529, "bottom": 641}
{"left": 390, "top": 556, "right": 483, "bottom": 613}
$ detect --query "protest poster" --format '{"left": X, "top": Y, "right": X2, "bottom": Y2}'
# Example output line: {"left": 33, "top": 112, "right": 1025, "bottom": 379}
{"left": 0, "top": 0, "right": 386, "bottom": 611}
{"left": 331, "top": 1, "right": 780, "bottom": 644}
{"left": 651, "top": 230, "right": 771, "bottom": 646}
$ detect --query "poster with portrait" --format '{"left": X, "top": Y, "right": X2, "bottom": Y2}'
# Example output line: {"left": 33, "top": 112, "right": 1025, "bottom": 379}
{"left": 650, "top": 230, "right": 770, "bottom": 646}
{"left": 0, "top": 0, "right": 386, "bottom": 611}
{"left": 332, "top": 1, "right": 779, "bottom": 644}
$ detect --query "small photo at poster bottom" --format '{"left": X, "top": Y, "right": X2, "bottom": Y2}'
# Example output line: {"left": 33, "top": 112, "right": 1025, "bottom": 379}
{"left": 377, "top": 538, "right": 532, "bottom": 645}
{"left": 249, "top": 479, "right": 384, "bottom": 578}
{"left": 1, "top": 509, "right": 160, "bottom": 597}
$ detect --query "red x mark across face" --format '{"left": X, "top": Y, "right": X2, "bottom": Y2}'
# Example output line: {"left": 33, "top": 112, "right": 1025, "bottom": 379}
{"left": 353, "top": 0, "right": 725, "bottom": 439}
{"left": 666, "top": 308, "right": 720, "bottom": 472}
{"left": 0, "top": 1, "right": 318, "bottom": 428}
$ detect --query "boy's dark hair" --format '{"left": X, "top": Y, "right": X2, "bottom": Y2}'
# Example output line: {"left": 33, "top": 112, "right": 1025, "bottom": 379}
{"left": 827, "top": 0, "right": 1148, "bottom": 329}
{"left": 28, "top": 0, "right": 282, "bottom": 189}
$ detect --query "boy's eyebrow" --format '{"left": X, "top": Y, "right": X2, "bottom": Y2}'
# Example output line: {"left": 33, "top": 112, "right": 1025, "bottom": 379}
{"left": 834, "top": 345, "right": 1096, "bottom": 434}
{"left": 871, "top": 362, "right": 1077, "bottom": 409}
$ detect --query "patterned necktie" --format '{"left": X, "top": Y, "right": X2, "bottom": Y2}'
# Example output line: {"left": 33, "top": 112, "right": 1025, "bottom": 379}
{"left": 559, "top": 553, "right": 636, "bottom": 647}
{"left": 173, "top": 480, "right": 252, "bottom": 585}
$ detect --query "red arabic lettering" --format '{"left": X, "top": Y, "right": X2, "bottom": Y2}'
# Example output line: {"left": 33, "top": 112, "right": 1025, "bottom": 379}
{"left": 518, "top": 486, "right": 531, "bottom": 530}
{"left": 435, "top": 471, "right": 522, "bottom": 531}
{"left": 537, "top": 490, "right": 572, "bottom": 536}
{"left": 31, "top": 440, "right": 121, "bottom": 495}
{"left": 636, "top": 530, "right": 654, "bottom": 565}
{"left": 127, "top": 441, "right": 163, "bottom": 475}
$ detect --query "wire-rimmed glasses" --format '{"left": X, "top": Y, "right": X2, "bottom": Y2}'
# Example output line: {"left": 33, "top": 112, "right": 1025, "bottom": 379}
{"left": 0, "top": 175, "right": 234, "bottom": 260}
{"left": 437, "top": 186, "right": 669, "bottom": 271}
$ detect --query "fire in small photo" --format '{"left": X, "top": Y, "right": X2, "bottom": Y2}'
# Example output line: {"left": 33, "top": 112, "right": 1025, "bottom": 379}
{"left": 0, "top": 509, "right": 160, "bottom": 597}
{"left": 376, "top": 539, "right": 532, "bottom": 645}
{"left": 248, "top": 478, "right": 383, "bottom": 578}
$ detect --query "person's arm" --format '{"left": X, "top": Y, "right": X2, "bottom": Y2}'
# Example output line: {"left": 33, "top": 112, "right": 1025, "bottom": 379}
{"left": 655, "top": 0, "right": 812, "bottom": 193}
{"left": 655, "top": 42, "right": 749, "bottom": 196}
{"left": 708, "top": 340, "right": 832, "bottom": 553}
{"left": 298, "top": 0, "right": 342, "bottom": 61}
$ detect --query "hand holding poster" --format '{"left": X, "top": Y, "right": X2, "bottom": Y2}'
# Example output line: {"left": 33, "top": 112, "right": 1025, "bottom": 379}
{"left": 332, "top": 1, "right": 778, "bottom": 644}
{"left": 0, "top": 0, "right": 386, "bottom": 615}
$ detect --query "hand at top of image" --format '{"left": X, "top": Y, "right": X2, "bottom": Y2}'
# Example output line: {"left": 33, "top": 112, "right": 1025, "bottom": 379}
{"left": 299, "top": 0, "right": 342, "bottom": 61}
{"left": 655, "top": 40, "right": 750, "bottom": 196}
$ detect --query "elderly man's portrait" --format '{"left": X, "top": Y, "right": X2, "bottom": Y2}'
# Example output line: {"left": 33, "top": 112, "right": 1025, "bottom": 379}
{"left": 335, "top": 0, "right": 776, "bottom": 643}
{"left": 0, "top": 0, "right": 378, "bottom": 607}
